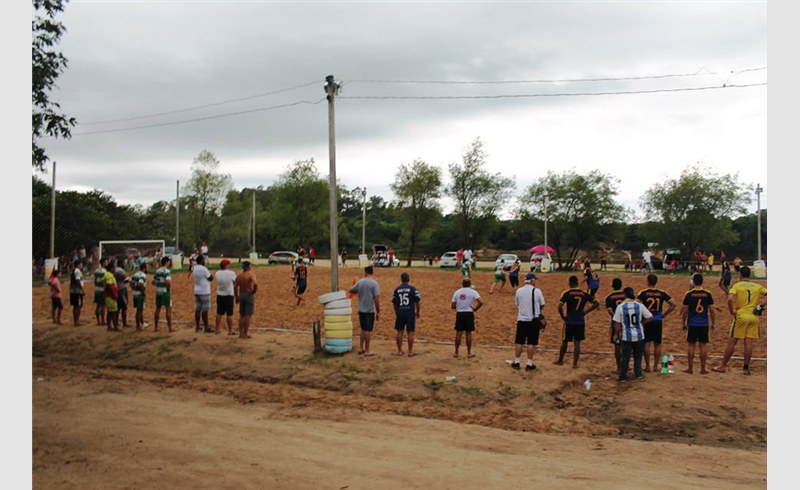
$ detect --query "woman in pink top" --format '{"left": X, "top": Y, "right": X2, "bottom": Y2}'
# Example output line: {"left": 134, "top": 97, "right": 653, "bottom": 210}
{"left": 50, "top": 269, "right": 64, "bottom": 324}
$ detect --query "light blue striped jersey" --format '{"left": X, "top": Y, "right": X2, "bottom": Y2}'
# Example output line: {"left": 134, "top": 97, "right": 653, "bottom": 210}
{"left": 613, "top": 301, "right": 653, "bottom": 342}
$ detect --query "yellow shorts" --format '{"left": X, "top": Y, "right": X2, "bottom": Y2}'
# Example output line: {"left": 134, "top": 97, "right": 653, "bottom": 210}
{"left": 730, "top": 315, "right": 759, "bottom": 339}
{"left": 105, "top": 297, "right": 119, "bottom": 313}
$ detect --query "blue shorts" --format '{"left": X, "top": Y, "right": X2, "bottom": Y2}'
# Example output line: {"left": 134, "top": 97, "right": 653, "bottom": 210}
{"left": 395, "top": 313, "right": 416, "bottom": 332}
{"left": 358, "top": 312, "right": 376, "bottom": 332}
{"left": 295, "top": 280, "right": 307, "bottom": 295}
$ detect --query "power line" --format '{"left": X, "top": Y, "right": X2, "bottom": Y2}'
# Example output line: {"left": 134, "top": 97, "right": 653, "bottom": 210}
{"left": 338, "top": 82, "right": 766, "bottom": 100}
{"left": 346, "top": 66, "right": 766, "bottom": 85}
{"left": 80, "top": 80, "right": 321, "bottom": 125}
{"left": 72, "top": 98, "right": 327, "bottom": 136}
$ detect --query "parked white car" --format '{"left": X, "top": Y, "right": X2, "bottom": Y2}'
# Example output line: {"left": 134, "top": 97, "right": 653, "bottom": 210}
{"left": 529, "top": 252, "right": 553, "bottom": 271}
{"left": 495, "top": 254, "right": 519, "bottom": 271}
{"left": 439, "top": 251, "right": 460, "bottom": 268}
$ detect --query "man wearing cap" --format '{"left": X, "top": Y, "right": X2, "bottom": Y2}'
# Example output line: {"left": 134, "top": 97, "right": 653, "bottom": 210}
{"left": 235, "top": 261, "right": 258, "bottom": 339}
{"left": 512, "top": 273, "right": 546, "bottom": 371}
{"left": 215, "top": 259, "right": 237, "bottom": 335}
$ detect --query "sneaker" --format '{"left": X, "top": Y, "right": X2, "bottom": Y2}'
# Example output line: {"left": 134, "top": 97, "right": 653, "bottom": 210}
{"left": 511, "top": 362, "right": 521, "bottom": 370}
{"left": 525, "top": 364, "right": 537, "bottom": 372}
{"left": 635, "top": 374, "right": 644, "bottom": 380}
{"left": 618, "top": 377, "right": 627, "bottom": 383}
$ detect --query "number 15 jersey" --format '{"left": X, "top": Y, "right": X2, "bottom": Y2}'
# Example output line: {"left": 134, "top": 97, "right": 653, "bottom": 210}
{"left": 393, "top": 284, "right": 421, "bottom": 315}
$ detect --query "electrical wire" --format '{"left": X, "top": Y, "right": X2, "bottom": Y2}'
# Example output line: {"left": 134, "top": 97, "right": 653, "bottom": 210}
{"left": 72, "top": 97, "right": 327, "bottom": 136}
{"left": 346, "top": 66, "right": 766, "bottom": 85}
{"left": 80, "top": 80, "right": 321, "bottom": 125}
{"left": 338, "top": 82, "right": 766, "bottom": 100}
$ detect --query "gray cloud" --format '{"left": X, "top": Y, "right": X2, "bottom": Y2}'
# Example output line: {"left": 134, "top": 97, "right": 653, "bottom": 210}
{"left": 40, "top": 1, "right": 767, "bottom": 210}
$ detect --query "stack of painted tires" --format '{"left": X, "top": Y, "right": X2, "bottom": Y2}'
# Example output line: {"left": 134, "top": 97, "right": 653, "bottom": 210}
{"left": 318, "top": 291, "right": 353, "bottom": 354}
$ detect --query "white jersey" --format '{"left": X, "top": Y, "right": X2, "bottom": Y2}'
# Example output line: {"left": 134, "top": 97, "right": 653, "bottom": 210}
{"left": 452, "top": 287, "right": 481, "bottom": 313}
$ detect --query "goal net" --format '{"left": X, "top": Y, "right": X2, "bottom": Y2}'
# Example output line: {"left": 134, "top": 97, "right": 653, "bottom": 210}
{"left": 99, "top": 240, "right": 166, "bottom": 271}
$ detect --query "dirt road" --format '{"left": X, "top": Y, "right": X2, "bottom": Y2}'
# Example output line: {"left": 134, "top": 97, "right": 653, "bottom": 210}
{"left": 33, "top": 365, "right": 765, "bottom": 490}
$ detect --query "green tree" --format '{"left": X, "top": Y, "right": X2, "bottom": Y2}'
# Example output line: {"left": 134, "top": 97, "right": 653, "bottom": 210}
{"left": 267, "top": 159, "right": 329, "bottom": 250}
{"left": 519, "top": 170, "right": 627, "bottom": 267}
{"left": 447, "top": 138, "right": 515, "bottom": 249}
{"left": 391, "top": 159, "right": 443, "bottom": 266}
{"left": 183, "top": 150, "right": 233, "bottom": 247}
{"left": 640, "top": 166, "right": 751, "bottom": 254}
{"left": 32, "top": 0, "right": 76, "bottom": 170}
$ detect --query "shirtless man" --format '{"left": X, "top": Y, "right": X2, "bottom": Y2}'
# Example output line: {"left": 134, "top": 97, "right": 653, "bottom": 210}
{"left": 235, "top": 261, "right": 258, "bottom": 339}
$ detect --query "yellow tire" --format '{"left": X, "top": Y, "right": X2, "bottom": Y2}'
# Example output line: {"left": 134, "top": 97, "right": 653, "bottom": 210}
{"left": 324, "top": 321, "right": 353, "bottom": 332}
{"left": 324, "top": 315, "right": 352, "bottom": 324}
{"left": 325, "top": 329, "right": 353, "bottom": 339}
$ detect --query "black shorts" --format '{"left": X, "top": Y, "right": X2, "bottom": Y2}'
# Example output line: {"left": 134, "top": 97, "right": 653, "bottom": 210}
{"left": 216, "top": 295, "right": 234, "bottom": 316}
{"left": 295, "top": 281, "right": 307, "bottom": 295}
{"left": 395, "top": 313, "right": 416, "bottom": 332}
{"left": 721, "top": 278, "right": 731, "bottom": 287}
{"left": 69, "top": 293, "right": 83, "bottom": 307}
{"left": 686, "top": 326, "right": 710, "bottom": 344}
{"left": 51, "top": 298, "right": 63, "bottom": 309}
{"left": 515, "top": 319, "right": 541, "bottom": 345}
{"left": 644, "top": 320, "right": 663, "bottom": 344}
{"left": 563, "top": 323, "right": 585, "bottom": 342}
{"left": 454, "top": 311, "right": 475, "bottom": 332}
{"left": 358, "top": 312, "right": 376, "bottom": 332}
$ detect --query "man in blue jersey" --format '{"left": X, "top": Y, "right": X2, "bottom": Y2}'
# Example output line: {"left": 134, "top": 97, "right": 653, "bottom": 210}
{"left": 681, "top": 274, "right": 716, "bottom": 374}
{"left": 392, "top": 272, "right": 421, "bottom": 356}
{"left": 613, "top": 287, "right": 654, "bottom": 382}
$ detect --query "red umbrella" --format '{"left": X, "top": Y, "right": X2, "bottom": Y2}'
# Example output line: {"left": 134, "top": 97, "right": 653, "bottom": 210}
{"left": 529, "top": 245, "right": 554, "bottom": 254}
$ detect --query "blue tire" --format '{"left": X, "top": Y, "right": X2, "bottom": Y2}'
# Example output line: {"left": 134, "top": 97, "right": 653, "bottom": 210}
{"left": 325, "top": 344, "right": 352, "bottom": 354}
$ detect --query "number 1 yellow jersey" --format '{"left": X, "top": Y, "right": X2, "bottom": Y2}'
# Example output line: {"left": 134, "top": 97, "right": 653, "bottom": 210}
{"left": 729, "top": 281, "right": 767, "bottom": 316}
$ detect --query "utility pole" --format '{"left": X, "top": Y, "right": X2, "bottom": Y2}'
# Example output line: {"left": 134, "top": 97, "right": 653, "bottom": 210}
{"left": 50, "top": 161, "right": 56, "bottom": 259}
{"left": 543, "top": 190, "right": 548, "bottom": 256}
{"left": 755, "top": 184, "right": 763, "bottom": 261}
{"left": 175, "top": 180, "right": 180, "bottom": 254}
{"left": 325, "top": 75, "right": 340, "bottom": 292}
{"left": 361, "top": 187, "right": 367, "bottom": 256}
{"left": 252, "top": 190, "right": 256, "bottom": 255}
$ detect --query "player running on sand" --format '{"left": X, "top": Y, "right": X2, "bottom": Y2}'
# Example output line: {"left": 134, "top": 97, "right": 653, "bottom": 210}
{"left": 489, "top": 260, "right": 507, "bottom": 294}
{"left": 153, "top": 256, "right": 174, "bottom": 333}
{"left": 719, "top": 261, "right": 733, "bottom": 295}
{"left": 681, "top": 274, "right": 715, "bottom": 374}
{"left": 583, "top": 260, "right": 600, "bottom": 296}
{"left": 604, "top": 278, "right": 626, "bottom": 374}
{"left": 392, "top": 272, "right": 421, "bottom": 356}
{"left": 712, "top": 266, "right": 767, "bottom": 375}
{"left": 555, "top": 276, "right": 600, "bottom": 368}
{"left": 452, "top": 279, "right": 483, "bottom": 358}
{"left": 637, "top": 274, "right": 676, "bottom": 372}
{"left": 292, "top": 257, "right": 309, "bottom": 306}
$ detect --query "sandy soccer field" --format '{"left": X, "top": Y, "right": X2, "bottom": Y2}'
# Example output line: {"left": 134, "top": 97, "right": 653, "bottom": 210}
{"left": 32, "top": 266, "right": 767, "bottom": 487}
{"left": 33, "top": 265, "right": 768, "bottom": 359}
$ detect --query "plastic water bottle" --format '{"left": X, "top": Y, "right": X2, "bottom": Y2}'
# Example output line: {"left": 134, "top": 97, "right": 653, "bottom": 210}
{"left": 584, "top": 379, "right": 592, "bottom": 391}
{"left": 660, "top": 354, "right": 669, "bottom": 375}
{"left": 668, "top": 354, "right": 675, "bottom": 374}
{"left": 445, "top": 376, "right": 458, "bottom": 382}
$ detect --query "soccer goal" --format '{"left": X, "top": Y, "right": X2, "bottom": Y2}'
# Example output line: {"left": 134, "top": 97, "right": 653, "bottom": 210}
{"left": 99, "top": 240, "right": 166, "bottom": 271}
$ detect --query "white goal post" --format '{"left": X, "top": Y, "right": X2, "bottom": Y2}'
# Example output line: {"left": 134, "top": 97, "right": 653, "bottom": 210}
{"left": 99, "top": 240, "right": 166, "bottom": 269}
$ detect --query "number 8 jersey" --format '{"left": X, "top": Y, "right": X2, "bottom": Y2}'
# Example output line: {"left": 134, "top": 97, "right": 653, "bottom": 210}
{"left": 683, "top": 289, "right": 715, "bottom": 327}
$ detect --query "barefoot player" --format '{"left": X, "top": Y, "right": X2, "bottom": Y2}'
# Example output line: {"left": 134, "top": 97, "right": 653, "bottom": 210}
{"left": 638, "top": 274, "right": 676, "bottom": 372}
{"left": 555, "top": 276, "right": 599, "bottom": 368}
{"left": 131, "top": 262, "right": 148, "bottom": 331}
{"left": 392, "top": 272, "right": 421, "bottom": 356}
{"left": 713, "top": 266, "right": 767, "bottom": 375}
{"left": 94, "top": 257, "right": 108, "bottom": 325}
{"left": 681, "top": 274, "right": 715, "bottom": 374}
{"left": 604, "top": 278, "right": 626, "bottom": 373}
{"left": 153, "top": 256, "right": 174, "bottom": 333}
{"left": 292, "top": 257, "right": 308, "bottom": 306}
{"left": 452, "top": 278, "right": 483, "bottom": 358}
{"left": 104, "top": 260, "right": 120, "bottom": 332}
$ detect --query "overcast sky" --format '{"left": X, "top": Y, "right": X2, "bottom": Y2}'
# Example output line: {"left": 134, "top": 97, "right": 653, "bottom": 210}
{"left": 38, "top": 0, "right": 768, "bottom": 217}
